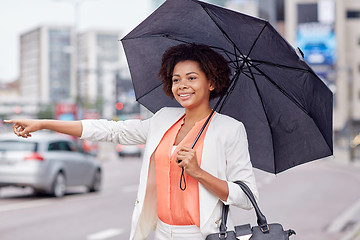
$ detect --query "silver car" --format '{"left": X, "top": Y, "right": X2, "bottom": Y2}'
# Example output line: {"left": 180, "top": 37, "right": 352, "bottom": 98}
{"left": 0, "top": 132, "right": 102, "bottom": 198}
{"left": 116, "top": 144, "right": 144, "bottom": 157}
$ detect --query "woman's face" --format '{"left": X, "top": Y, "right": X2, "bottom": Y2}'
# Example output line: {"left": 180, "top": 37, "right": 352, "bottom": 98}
{"left": 171, "top": 60, "right": 214, "bottom": 110}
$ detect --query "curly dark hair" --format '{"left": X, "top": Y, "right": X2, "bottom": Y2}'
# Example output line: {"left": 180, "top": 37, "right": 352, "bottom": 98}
{"left": 158, "top": 43, "right": 230, "bottom": 100}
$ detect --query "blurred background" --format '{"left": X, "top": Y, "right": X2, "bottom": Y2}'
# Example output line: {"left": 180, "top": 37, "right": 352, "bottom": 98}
{"left": 1, "top": 0, "right": 360, "bottom": 240}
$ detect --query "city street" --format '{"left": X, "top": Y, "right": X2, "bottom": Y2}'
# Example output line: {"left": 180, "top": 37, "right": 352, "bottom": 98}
{"left": 1, "top": 1, "right": 359, "bottom": 240}
{"left": 1, "top": 144, "right": 360, "bottom": 240}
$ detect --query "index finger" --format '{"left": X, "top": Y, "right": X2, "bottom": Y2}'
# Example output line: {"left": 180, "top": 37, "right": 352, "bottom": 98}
{"left": 3, "top": 120, "right": 14, "bottom": 124}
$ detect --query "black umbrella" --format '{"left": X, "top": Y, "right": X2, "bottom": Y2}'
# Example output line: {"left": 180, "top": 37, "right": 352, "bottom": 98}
{"left": 121, "top": 0, "right": 333, "bottom": 174}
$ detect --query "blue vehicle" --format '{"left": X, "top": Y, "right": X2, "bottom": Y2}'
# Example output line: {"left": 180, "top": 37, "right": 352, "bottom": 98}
{"left": 302, "top": 42, "right": 334, "bottom": 65}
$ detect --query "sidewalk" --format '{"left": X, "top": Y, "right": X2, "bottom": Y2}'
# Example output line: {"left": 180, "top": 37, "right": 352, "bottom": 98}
{"left": 330, "top": 147, "right": 360, "bottom": 240}
{"left": 330, "top": 146, "right": 360, "bottom": 170}
{"left": 341, "top": 224, "right": 360, "bottom": 240}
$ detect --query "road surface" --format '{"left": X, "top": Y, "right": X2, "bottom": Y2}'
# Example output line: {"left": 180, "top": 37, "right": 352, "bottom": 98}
{"left": 1, "top": 144, "right": 360, "bottom": 240}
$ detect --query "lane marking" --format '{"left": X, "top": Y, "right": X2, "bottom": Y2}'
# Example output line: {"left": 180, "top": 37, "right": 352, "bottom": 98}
{"left": 327, "top": 198, "right": 360, "bottom": 233}
{"left": 87, "top": 228, "right": 124, "bottom": 240}
{"left": 0, "top": 199, "right": 52, "bottom": 213}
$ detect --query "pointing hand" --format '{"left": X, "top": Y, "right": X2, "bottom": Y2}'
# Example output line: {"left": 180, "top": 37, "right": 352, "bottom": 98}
{"left": 3, "top": 119, "right": 43, "bottom": 138}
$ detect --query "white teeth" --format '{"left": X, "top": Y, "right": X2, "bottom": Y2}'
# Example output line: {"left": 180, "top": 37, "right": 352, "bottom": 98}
{"left": 179, "top": 94, "right": 191, "bottom": 97}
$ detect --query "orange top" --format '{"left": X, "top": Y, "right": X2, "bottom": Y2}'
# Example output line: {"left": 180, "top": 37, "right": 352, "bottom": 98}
{"left": 154, "top": 113, "right": 214, "bottom": 227}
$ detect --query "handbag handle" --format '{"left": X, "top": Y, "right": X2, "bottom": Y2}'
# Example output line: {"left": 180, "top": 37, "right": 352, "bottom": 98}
{"left": 220, "top": 181, "right": 268, "bottom": 233}
{"left": 234, "top": 181, "right": 268, "bottom": 227}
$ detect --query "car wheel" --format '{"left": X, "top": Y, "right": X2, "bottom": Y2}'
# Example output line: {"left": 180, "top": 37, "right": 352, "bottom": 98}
{"left": 89, "top": 170, "right": 101, "bottom": 192}
{"left": 52, "top": 172, "right": 66, "bottom": 198}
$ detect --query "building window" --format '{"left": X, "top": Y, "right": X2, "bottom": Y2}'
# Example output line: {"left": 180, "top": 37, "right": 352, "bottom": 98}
{"left": 297, "top": 3, "right": 318, "bottom": 23}
{"left": 276, "top": 0, "right": 285, "bottom": 21}
{"left": 347, "top": 11, "right": 360, "bottom": 19}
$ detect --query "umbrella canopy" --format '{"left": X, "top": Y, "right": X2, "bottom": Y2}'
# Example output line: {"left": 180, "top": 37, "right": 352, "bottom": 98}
{"left": 121, "top": 0, "right": 333, "bottom": 174}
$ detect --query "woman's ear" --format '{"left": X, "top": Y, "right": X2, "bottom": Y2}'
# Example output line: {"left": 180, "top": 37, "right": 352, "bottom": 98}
{"left": 209, "top": 82, "right": 215, "bottom": 91}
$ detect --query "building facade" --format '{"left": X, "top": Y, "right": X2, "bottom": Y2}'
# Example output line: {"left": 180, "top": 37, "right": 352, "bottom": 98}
{"left": 20, "top": 25, "right": 76, "bottom": 105}
{"left": 77, "top": 30, "right": 122, "bottom": 107}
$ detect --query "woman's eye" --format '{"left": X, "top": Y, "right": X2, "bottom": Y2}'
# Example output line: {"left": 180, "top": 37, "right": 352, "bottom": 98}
{"left": 189, "top": 77, "right": 196, "bottom": 80}
{"left": 172, "top": 78, "right": 179, "bottom": 83}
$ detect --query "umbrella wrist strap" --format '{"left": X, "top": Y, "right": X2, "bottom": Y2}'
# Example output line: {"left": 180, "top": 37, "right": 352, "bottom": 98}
{"left": 180, "top": 167, "right": 186, "bottom": 190}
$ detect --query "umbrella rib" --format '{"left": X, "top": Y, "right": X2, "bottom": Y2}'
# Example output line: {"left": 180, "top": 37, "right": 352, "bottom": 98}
{"left": 162, "top": 34, "right": 242, "bottom": 68}
{"left": 158, "top": 33, "right": 243, "bottom": 70}
{"left": 135, "top": 82, "right": 163, "bottom": 102}
{"left": 246, "top": 22, "right": 268, "bottom": 58}
{"left": 200, "top": 4, "right": 247, "bottom": 59}
{"left": 218, "top": 68, "right": 243, "bottom": 113}
{"left": 248, "top": 62, "right": 310, "bottom": 116}
{"left": 245, "top": 62, "right": 277, "bottom": 172}
{"left": 124, "top": 34, "right": 243, "bottom": 70}
{"left": 251, "top": 59, "right": 310, "bottom": 72}
{"left": 161, "top": 34, "right": 241, "bottom": 69}
{"left": 240, "top": 21, "right": 309, "bottom": 74}
{"left": 135, "top": 33, "right": 241, "bottom": 69}
{"left": 245, "top": 63, "right": 333, "bottom": 162}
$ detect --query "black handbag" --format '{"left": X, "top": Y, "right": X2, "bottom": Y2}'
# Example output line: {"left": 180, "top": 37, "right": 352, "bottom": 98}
{"left": 206, "top": 181, "right": 296, "bottom": 240}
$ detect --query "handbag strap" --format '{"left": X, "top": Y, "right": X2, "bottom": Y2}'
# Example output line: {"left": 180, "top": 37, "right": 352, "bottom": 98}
{"left": 220, "top": 181, "right": 269, "bottom": 233}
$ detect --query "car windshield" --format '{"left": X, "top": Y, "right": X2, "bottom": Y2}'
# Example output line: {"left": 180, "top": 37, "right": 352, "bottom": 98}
{"left": 0, "top": 141, "right": 37, "bottom": 152}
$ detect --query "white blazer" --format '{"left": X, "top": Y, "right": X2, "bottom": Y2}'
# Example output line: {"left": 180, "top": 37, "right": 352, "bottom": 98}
{"left": 80, "top": 107, "right": 258, "bottom": 240}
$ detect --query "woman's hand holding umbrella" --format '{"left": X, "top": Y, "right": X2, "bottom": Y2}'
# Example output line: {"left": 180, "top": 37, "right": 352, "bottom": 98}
{"left": 176, "top": 146, "right": 201, "bottom": 178}
{"left": 176, "top": 146, "right": 229, "bottom": 202}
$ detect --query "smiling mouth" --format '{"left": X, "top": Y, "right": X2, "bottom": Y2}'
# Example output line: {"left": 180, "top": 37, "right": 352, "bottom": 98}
{"left": 178, "top": 93, "right": 194, "bottom": 100}
{"left": 179, "top": 93, "right": 193, "bottom": 97}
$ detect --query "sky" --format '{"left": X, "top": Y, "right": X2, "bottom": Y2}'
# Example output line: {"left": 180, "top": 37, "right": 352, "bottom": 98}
{"left": 0, "top": 0, "right": 152, "bottom": 82}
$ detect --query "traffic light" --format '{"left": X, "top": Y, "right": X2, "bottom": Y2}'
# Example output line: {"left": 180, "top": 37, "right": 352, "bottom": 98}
{"left": 115, "top": 102, "right": 123, "bottom": 111}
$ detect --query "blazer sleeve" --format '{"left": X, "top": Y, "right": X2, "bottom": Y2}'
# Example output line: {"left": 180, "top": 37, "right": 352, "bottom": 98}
{"left": 221, "top": 122, "right": 259, "bottom": 210}
{"left": 80, "top": 118, "right": 151, "bottom": 145}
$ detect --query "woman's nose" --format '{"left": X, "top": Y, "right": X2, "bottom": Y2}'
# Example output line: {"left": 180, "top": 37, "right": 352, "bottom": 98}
{"left": 178, "top": 79, "right": 188, "bottom": 89}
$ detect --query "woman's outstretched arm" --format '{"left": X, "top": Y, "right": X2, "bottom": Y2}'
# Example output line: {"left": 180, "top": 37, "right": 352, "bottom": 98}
{"left": 4, "top": 119, "right": 83, "bottom": 138}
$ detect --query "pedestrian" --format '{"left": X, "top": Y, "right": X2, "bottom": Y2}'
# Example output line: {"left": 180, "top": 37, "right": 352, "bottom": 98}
{"left": 4, "top": 43, "right": 258, "bottom": 240}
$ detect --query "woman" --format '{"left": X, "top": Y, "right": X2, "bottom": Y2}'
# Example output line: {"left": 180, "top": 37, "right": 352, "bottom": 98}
{"left": 5, "top": 43, "right": 258, "bottom": 240}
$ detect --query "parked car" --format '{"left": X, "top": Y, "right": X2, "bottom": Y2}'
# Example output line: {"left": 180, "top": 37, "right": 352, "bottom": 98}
{"left": 116, "top": 144, "right": 144, "bottom": 157}
{"left": 0, "top": 132, "right": 102, "bottom": 198}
